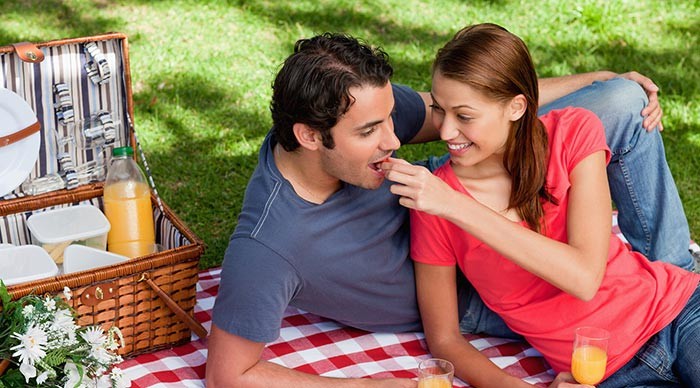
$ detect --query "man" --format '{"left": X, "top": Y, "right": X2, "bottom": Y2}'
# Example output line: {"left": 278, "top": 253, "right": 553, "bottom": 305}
{"left": 206, "top": 33, "right": 693, "bottom": 387}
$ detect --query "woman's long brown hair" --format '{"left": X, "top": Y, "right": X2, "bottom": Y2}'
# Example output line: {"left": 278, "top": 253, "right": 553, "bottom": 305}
{"left": 433, "top": 23, "right": 557, "bottom": 233}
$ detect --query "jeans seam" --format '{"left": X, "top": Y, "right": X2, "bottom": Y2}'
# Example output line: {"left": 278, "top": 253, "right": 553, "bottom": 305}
{"left": 633, "top": 348, "right": 679, "bottom": 383}
{"left": 618, "top": 155, "right": 652, "bottom": 255}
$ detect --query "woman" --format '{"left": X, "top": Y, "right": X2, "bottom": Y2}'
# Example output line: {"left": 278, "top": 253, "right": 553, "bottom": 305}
{"left": 383, "top": 23, "right": 700, "bottom": 387}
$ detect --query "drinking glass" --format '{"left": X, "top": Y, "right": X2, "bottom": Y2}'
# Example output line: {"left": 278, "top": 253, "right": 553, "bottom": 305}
{"left": 418, "top": 358, "right": 454, "bottom": 388}
{"left": 571, "top": 326, "right": 609, "bottom": 385}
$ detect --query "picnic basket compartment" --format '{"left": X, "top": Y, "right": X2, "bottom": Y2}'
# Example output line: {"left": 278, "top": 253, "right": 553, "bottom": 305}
{"left": 0, "top": 33, "right": 206, "bottom": 357}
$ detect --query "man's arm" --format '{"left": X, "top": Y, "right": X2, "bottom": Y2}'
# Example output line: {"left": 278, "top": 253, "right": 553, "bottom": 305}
{"left": 539, "top": 71, "right": 663, "bottom": 131}
{"left": 206, "top": 324, "right": 418, "bottom": 387}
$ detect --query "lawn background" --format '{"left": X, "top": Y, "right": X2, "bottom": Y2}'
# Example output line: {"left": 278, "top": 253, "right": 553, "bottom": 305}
{"left": 1, "top": 0, "right": 698, "bottom": 269}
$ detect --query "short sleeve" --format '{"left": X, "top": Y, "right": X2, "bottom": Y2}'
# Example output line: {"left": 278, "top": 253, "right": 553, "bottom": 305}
{"left": 212, "top": 237, "right": 300, "bottom": 343}
{"left": 410, "top": 208, "right": 457, "bottom": 266}
{"left": 391, "top": 83, "right": 426, "bottom": 144}
{"left": 558, "top": 108, "right": 611, "bottom": 171}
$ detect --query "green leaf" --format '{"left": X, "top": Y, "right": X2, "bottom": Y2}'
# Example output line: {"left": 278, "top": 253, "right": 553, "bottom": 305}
{"left": 43, "top": 348, "right": 69, "bottom": 367}
{"left": 0, "top": 281, "right": 10, "bottom": 308}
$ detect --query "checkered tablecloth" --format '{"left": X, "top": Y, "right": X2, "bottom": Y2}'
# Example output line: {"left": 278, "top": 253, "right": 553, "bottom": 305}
{"left": 117, "top": 270, "right": 553, "bottom": 387}
{"left": 117, "top": 214, "right": 699, "bottom": 387}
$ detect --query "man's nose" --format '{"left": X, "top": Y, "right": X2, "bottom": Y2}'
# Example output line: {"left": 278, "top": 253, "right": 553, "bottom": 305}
{"left": 380, "top": 124, "right": 401, "bottom": 151}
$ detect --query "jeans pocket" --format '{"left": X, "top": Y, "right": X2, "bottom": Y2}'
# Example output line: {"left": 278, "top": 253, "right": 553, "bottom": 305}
{"left": 633, "top": 330, "right": 679, "bottom": 383}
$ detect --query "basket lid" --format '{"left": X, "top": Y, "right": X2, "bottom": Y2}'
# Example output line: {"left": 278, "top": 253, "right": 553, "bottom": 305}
{"left": 0, "top": 33, "right": 133, "bottom": 200}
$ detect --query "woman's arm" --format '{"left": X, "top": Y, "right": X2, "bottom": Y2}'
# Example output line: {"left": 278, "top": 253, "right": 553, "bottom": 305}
{"left": 414, "top": 262, "right": 532, "bottom": 388}
{"left": 384, "top": 151, "right": 612, "bottom": 300}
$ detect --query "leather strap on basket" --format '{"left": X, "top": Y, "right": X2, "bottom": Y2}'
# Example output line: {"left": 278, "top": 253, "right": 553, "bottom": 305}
{"left": 11, "top": 42, "right": 44, "bottom": 63}
{"left": 0, "top": 121, "right": 40, "bottom": 148}
{"left": 140, "top": 273, "right": 208, "bottom": 339}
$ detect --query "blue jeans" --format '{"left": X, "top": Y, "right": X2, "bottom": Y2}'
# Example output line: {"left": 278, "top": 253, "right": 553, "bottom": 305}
{"left": 445, "top": 77, "right": 694, "bottom": 336}
{"left": 599, "top": 284, "right": 700, "bottom": 388}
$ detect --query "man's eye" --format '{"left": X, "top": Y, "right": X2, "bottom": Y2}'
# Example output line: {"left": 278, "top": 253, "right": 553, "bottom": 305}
{"left": 361, "top": 127, "right": 376, "bottom": 137}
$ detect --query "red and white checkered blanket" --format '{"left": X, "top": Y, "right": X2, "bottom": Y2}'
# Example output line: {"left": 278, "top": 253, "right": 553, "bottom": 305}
{"left": 117, "top": 215, "right": 699, "bottom": 387}
{"left": 117, "top": 270, "right": 553, "bottom": 387}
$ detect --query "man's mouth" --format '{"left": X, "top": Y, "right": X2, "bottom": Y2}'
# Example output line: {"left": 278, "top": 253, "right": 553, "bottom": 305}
{"left": 369, "top": 155, "right": 391, "bottom": 172}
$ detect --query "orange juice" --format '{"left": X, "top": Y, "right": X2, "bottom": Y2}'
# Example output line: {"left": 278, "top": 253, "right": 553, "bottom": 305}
{"left": 418, "top": 377, "right": 452, "bottom": 388}
{"left": 571, "top": 345, "right": 607, "bottom": 384}
{"left": 104, "top": 180, "right": 155, "bottom": 258}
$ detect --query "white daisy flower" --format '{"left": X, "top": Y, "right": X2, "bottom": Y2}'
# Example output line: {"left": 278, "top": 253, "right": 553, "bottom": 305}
{"left": 11, "top": 325, "right": 48, "bottom": 365}
{"left": 90, "top": 346, "right": 113, "bottom": 364}
{"left": 63, "top": 286, "right": 73, "bottom": 301}
{"left": 52, "top": 308, "right": 77, "bottom": 333}
{"left": 22, "top": 304, "right": 35, "bottom": 317}
{"left": 44, "top": 297, "right": 56, "bottom": 311}
{"left": 80, "top": 326, "right": 106, "bottom": 349}
{"left": 37, "top": 370, "right": 50, "bottom": 384}
{"left": 110, "top": 367, "right": 132, "bottom": 388}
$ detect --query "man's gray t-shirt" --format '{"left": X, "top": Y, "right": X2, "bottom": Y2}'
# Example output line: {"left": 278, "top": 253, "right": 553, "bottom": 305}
{"left": 212, "top": 84, "right": 427, "bottom": 342}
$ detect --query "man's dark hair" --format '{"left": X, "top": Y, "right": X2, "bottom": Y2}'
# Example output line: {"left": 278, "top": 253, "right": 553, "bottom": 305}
{"left": 270, "top": 33, "right": 393, "bottom": 151}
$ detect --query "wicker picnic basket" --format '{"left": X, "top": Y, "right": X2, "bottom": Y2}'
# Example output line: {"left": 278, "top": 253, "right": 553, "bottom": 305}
{"left": 0, "top": 33, "right": 207, "bottom": 357}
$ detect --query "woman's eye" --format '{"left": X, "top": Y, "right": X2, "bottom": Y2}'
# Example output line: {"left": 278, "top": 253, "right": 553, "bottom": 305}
{"left": 458, "top": 115, "right": 472, "bottom": 122}
{"left": 429, "top": 104, "right": 444, "bottom": 113}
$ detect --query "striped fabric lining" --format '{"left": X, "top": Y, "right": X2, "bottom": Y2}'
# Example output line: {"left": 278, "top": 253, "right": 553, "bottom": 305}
{"left": 0, "top": 39, "right": 130, "bottom": 197}
{"left": 0, "top": 37, "right": 190, "bottom": 251}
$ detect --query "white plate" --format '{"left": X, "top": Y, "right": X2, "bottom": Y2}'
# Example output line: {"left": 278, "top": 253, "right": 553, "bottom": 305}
{"left": 0, "top": 87, "right": 40, "bottom": 197}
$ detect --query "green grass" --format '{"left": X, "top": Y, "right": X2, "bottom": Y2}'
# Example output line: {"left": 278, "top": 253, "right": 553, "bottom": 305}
{"left": 1, "top": 0, "right": 698, "bottom": 268}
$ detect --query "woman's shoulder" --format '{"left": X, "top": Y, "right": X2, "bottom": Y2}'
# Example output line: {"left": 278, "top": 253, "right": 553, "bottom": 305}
{"left": 541, "top": 107, "right": 604, "bottom": 141}
{"left": 540, "top": 106, "right": 600, "bottom": 128}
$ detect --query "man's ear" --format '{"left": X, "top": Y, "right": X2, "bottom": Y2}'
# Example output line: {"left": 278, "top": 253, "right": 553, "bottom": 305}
{"left": 508, "top": 94, "right": 527, "bottom": 122}
{"left": 292, "top": 123, "right": 321, "bottom": 151}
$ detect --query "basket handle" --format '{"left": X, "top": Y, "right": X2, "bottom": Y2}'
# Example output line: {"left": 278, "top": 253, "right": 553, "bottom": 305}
{"left": 140, "top": 273, "right": 208, "bottom": 339}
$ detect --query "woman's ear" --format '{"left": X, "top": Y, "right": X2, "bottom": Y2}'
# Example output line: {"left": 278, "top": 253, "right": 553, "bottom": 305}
{"left": 292, "top": 123, "right": 321, "bottom": 151}
{"left": 508, "top": 94, "right": 527, "bottom": 122}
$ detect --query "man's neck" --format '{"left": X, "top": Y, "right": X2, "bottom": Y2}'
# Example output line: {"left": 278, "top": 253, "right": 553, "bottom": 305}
{"left": 273, "top": 144, "right": 340, "bottom": 204}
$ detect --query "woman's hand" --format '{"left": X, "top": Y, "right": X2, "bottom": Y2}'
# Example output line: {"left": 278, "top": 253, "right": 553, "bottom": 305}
{"left": 548, "top": 372, "right": 596, "bottom": 388}
{"left": 382, "top": 157, "right": 458, "bottom": 217}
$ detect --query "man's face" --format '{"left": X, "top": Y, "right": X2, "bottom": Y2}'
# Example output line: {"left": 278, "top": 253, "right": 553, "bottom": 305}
{"left": 318, "top": 83, "right": 400, "bottom": 190}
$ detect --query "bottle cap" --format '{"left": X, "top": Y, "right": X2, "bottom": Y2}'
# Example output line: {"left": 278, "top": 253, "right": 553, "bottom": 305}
{"left": 112, "top": 146, "right": 134, "bottom": 157}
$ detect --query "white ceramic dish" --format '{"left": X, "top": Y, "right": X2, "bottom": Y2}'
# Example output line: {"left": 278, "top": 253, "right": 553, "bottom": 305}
{"left": 63, "top": 244, "right": 129, "bottom": 274}
{"left": 0, "top": 245, "right": 59, "bottom": 286}
{"left": 0, "top": 87, "right": 41, "bottom": 197}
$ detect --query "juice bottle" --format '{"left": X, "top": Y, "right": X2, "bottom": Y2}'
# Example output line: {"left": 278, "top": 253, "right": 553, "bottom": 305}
{"left": 103, "top": 146, "right": 155, "bottom": 258}
{"left": 571, "top": 344, "right": 607, "bottom": 385}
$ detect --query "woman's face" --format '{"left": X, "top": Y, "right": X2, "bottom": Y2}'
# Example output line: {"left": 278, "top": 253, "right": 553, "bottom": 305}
{"left": 430, "top": 71, "right": 519, "bottom": 171}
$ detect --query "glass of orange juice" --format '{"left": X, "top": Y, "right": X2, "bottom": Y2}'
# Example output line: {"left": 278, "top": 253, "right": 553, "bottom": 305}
{"left": 418, "top": 358, "right": 454, "bottom": 388}
{"left": 571, "top": 326, "right": 609, "bottom": 385}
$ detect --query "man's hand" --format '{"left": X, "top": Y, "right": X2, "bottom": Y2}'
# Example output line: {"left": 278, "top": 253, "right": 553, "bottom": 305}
{"left": 548, "top": 372, "right": 596, "bottom": 388}
{"left": 618, "top": 71, "right": 663, "bottom": 132}
{"left": 371, "top": 379, "right": 417, "bottom": 387}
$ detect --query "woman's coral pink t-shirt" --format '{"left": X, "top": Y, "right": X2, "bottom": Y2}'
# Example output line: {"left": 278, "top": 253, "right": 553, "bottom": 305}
{"left": 410, "top": 107, "right": 700, "bottom": 377}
